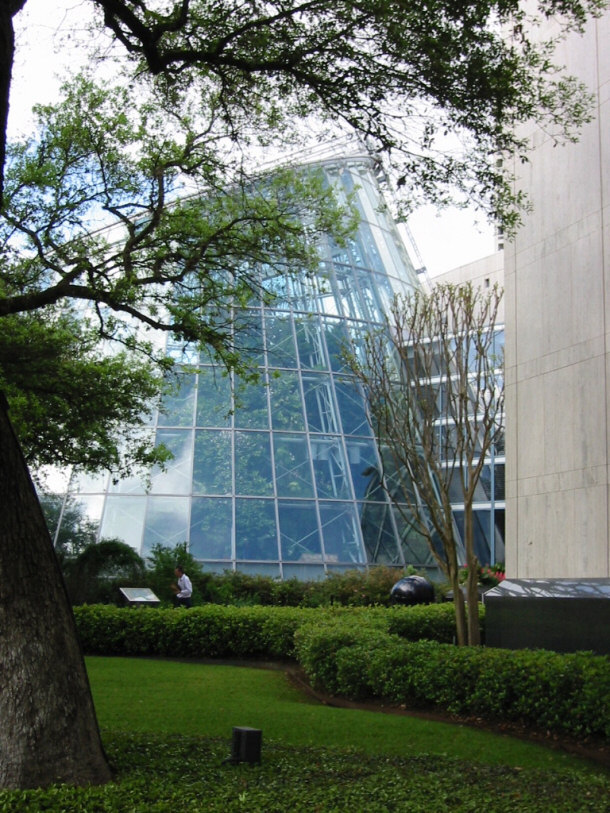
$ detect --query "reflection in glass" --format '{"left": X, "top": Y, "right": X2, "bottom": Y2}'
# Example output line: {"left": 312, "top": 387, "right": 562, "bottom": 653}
{"left": 196, "top": 368, "right": 231, "bottom": 427}
{"left": 233, "top": 375, "right": 269, "bottom": 429}
{"left": 282, "top": 563, "right": 326, "bottom": 580}
{"left": 318, "top": 501, "right": 365, "bottom": 563}
{"left": 453, "top": 509, "right": 506, "bottom": 566}
{"left": 265, "top": 312, "right": 298, "bottom": 368}
{"left": 235, "top": 498, "right": 278, "bottom": 560}
{"left": 295, "top": 319, "right": 327, "bottom": 370}
{"left": 69, "top": 470, "right": 109, "bottom": 494}
{"left": 193, "top": 431, "right": 232, "bottom": 495}
{"left": 345, "top": 438, "right": 384, "bottom": 500}
{"left": 391, "top": 505, "right": 436, "bottom": 570}
{"left": 158, "top": 372, "right": 197, "bottom": 427}
{"left": 149, "top": 430, "right": 194, "bottom": 494}
{"left": 235, "top": 307, "right": 264, "bottom": 367}
{"left": 235, "top": 432, "right": 273, "bottom": 495}
{"left": 190, "top": 497, "right": 232, "bottom": 559}
{"left": 99, "top": 496, "right": 147, "bottom": 552}
{"left": 357, "top": 501, "right": 401, "bottom": 564}
{"left": 269, "top": 372, "right": 305, "bottom": 431}
{"left": 142, "top": 496, "right": 189, "bottom": 556}
{"left": 302, "top": 374, "right": 339, "bottom": 434}
{"left": 273, "top": 434, "right": 314, "bottom": 497}
{"left": 335, "top": 378, "right": 371, "bottom": 436}
{"left": 311, "top": 436, "right": 351, "bottom": 499}
{"left": 278, "top": 501, "right": 322, "bottom": 561}
{"left": 323, "top": 319, "right": 351, "bottom": 372}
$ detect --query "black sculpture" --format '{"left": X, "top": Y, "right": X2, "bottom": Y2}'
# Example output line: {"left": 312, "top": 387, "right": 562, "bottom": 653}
{"left": 391, "top": 575, "right": 435, "bottom": 605}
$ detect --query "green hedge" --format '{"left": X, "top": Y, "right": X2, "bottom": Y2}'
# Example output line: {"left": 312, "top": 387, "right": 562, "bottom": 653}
{"left": 74, "top": 604, "right": 610, "bottom": 741}
{"left": 74, "top": 604, "right": 462, "bottom": 660}
{"left": 75, "top": 604, "right": 316, "bottom": 660}
{"left": 293, "top": 626, "right": 610, "bottom": 740}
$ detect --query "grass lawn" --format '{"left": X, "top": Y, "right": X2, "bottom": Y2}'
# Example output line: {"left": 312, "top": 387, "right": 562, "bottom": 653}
{"left": 1, "top": 657, "right": 608, "bottom": 812}
{"left": 86, "top": 656, "right": 605, "bottom": 773}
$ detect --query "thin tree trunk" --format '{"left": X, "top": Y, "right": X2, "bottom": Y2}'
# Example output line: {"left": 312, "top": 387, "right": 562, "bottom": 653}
{"left": 0, "top": 394, "right": 112, "bottom": 789}
{"left": 464, "top": 503, "right": 481, "bottom": 645}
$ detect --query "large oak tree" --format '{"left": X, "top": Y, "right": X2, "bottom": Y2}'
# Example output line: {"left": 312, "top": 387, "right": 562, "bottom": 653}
{"left": 0, "top": 0, "right": 605, "bottom": 790}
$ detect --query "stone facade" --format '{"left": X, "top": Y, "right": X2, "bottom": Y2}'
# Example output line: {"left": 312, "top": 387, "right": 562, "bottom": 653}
{"left": 504, "top": 11, "right": 610, "bottom": 577}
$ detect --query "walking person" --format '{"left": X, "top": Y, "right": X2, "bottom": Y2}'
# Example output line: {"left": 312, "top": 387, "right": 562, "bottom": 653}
{"left": 171, "top": 564, "right": 193, "bottom": 608}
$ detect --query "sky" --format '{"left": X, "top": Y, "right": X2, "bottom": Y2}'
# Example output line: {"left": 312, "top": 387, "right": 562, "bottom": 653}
{"left": 10, "top": 0, "right": 497, "bottom": 278}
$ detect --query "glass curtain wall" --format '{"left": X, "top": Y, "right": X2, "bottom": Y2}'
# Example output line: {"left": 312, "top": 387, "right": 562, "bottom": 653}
{"left": 49, "top": 156, "right": 502, "bottom": 578}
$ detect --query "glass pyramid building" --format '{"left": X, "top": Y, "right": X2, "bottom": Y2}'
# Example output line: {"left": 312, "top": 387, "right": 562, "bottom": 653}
{"left": 50, "top": 153, "right": 502, "bottom": 579}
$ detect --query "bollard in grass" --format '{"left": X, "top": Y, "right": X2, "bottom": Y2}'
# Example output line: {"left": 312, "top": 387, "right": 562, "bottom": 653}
{"left": 228, "top": 726, "right": 262, "bottom": 764}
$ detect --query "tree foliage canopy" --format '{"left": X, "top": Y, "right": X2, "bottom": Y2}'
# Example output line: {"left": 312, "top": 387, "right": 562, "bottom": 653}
{"left": 0, "top": 0, "right": 603, "bottom": 473}
{"left": 0, "top": 71, "right": 353, "bottom": 470}
{"left": 10, "top": 0, "right": 605, "bottom": 225}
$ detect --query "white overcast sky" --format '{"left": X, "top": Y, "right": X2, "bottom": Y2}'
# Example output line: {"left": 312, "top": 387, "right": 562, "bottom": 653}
{"left": 10, "top": 0, "right": 496, "bottom": 278}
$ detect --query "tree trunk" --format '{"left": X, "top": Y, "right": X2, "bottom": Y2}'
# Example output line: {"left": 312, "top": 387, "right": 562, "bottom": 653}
{"left": 445, "top": 551, "right": 467, "bottom": 646}
{"left": 0, "top": 1, "right": 26, "bottom": 208}
{"left": 0, "top": 394, "right": 112, "bottom": 789}
{"left": 464, "top": 503, "right": 481, "bottom": 646}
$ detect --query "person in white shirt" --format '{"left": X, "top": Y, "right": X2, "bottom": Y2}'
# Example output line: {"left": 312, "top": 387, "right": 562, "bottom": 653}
{"left": 172, "top": 565, "right": 193, "bottom": 608}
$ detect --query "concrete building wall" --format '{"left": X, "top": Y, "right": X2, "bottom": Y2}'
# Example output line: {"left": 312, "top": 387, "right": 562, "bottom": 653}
{"left": 504, "top": 11, "right": 610, "bottom": 577}
{"left": 428, "top": 251, "right": 505, "bottom": 325}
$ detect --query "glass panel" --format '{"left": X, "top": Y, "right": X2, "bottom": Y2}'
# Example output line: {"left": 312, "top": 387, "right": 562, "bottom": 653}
{"left": 310, "top": 436, "right": 351, "bottom": 499}
{"left": 278, "top": 501, "right": 322, "bottom": 562}
{"left": 318, "top": 501, "right": 365, "bottom": 563}
{"left": 477, "top": 462, "right": 505, "bottom": 501}
{"left": 166, "top": 342, "right": 200, "bottom": 365}
{"left": 158, "top": 373, "right": 197, "bottom": 427}
{"left": 69, "top": 469, "right": 109, "bottom": 494}
{"left": 345, "top": 437, "right": 384, "bottom": 500}
{"left": 235, "top": 498, "right": 278, "bottom": 560}
{"left": 282, "top": 563, "right": 326, "bottom": 580}
{"left": 295, "top": 318, "right": 327, "bottom": 370}
{"left": 193, "top": 430, "right": 232, "bottom": 495}
{"left": 233, "top": 376, "right": 269, "bottom": 429}
{"left": 269, "top": 372, "right": 305, "bottom": 431}
{"left": 334, "top": 268, "right": 363, "bottom": 320}
{"left": 235, "top": 307, "right": 264, "bottom": 367}
{"left": 323, "top": 319, "right": 351, "bottom": 372}
{"left": 392, "top": 504, "right": 437, "bottom": 567}
{"left": 265, "top": 312, "right": 298, "bottom": 368}
{"left": 234, "top": 563, "right": 281, "bottom": 577}
{"left": 273, "top": 434, "right": 314, "bottom": 497}
{"left": 357, "top": 501, "right": 402, "bottom": 564}
{"left": 190, "top": 497, "right": 232, "bottom": 559}
{"left": 149, "top": 430, "right": 194, "bottom": 494}
{"left": 46, "top": 494, "right": 103, "bottom": 551}
{"left": 453, "top": 509, "right": 500, "bottom": 566}
{"left": 99, "top": 495, "right": 147, "bottom": 552}
{"left": 196, "top": 368, "right": 231, "bottom": 427}
{"left": 142, "top": 496, "right": 189, "bottom": 556}
{"left": 334, "top": 377, "right": 371, "bottom": 436}
{"left": 302, "top": 374, "right": 339, "bottom": 434}
{"left": 357, "top": 220, "right": 385, "bottom": 273}
{"left": 39, "top": 491, "right": 66, "bottom": 541}
{"left": 234, "top": 432, "right": 273, "bottom": 495}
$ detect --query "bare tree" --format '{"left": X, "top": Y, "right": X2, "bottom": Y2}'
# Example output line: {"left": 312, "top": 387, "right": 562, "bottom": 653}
{"left": 348, "top": 282, "right": 504, "bottom": 645}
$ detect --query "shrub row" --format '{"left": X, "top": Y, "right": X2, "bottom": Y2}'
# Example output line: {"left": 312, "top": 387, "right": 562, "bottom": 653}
{"left": 74, "top": 603, "right": 466, "bottom": 660}
{"left": 75, "top": 604, "right": 317, "bottom": 660}
{"left": 294, "top": 623, "right": 610, "bottom": 740}
{"left": 74, "top": 603, "right": 610, "bottom": 741}
{"left": 169, "top": 566, "right": 415, "bottom": 608}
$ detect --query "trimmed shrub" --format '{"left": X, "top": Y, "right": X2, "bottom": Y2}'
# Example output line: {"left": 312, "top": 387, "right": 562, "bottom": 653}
{"left": 385, "top": 602, "right": 479, "bottom": 644}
